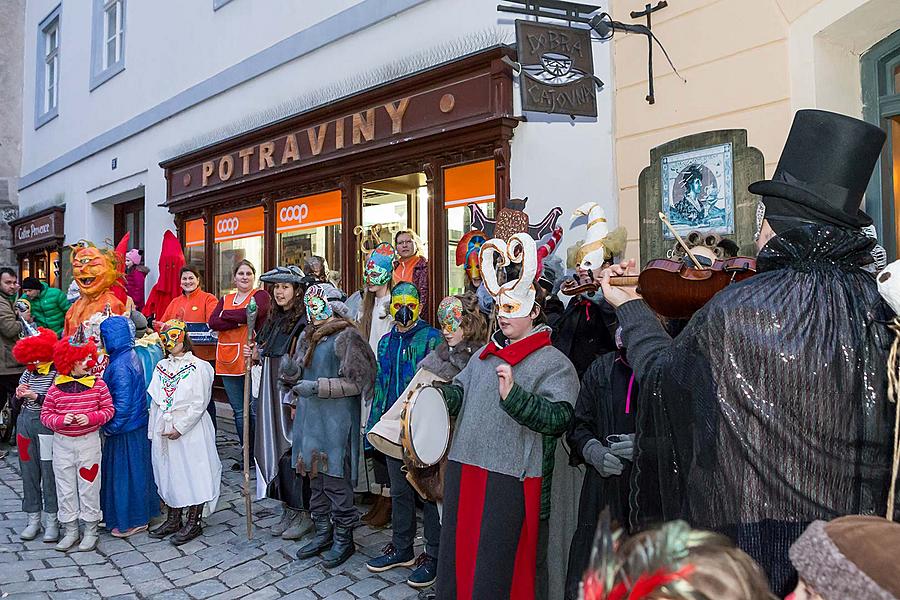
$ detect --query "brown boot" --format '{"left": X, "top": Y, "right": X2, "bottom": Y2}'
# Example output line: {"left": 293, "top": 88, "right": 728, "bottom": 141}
{"left": 360, "top": 495, "right": 383, "bottom": 523}
{"left": 366, "top": 496, "right": 392, "bottom": 529}
{"left": 149, "top": 505, "right": 182, "bottom": 539}
{"left": 170, "top": 504, "right": 203, "bottom": 546}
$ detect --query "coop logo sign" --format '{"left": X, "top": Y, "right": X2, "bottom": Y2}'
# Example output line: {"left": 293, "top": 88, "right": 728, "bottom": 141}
{"left": 216, "top": 217, "right": 240, "bottom": 235}
{"left": 515, "top": 20, "right": 598, "bottom": 117}
{"left": 279, "top": 204, "right": 309, "bottom": 224}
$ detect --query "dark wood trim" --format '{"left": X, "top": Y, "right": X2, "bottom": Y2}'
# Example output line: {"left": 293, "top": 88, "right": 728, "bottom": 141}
{"left": 339, "top": 175, "right": 358, "bottom": 294}
{"left": 424, "top": 156, "right": 445, "bottom": 323}
{"left": 8, "top": 205, "right": 65, "bottom": 228}
{"left": 262, "top": 195, "right": 275, "bottom": 272}
{"left": 161, "top": 46, "right": 515, "bottom": 170}
{"left": 202, "top": 206, "right": 214, "bottom": 294}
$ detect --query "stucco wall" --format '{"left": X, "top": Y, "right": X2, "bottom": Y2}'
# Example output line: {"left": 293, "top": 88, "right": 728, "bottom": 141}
{"left": 610, "top": 0, "right": 900, "bottom": 262}
{"left": 0, "top": 0, "right": 25, "bottom": 268}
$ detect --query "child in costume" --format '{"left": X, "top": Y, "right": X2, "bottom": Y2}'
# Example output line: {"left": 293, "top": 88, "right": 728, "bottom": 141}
{"left": 11, "top": 325, "right": 60, "bottom": 542}
{"left": 41, "top": 327, "right": 116, "bottom": 552}
{"left": 285, "top": 284, "right": 376, "bottom": 568}
{"left": 368, "top": 293, "right": 488, "bottom": 590}
{"left": 147, "top": 320, "right": 221, "bottom": 545}
{"left": 365, "top": 282, "right": 442, "bottom": 579}
{"left": 99, "top": 316, "right": 160, "bottom": 537}
{"left": 434, "top": 233, "right": 578, "bottom": 600}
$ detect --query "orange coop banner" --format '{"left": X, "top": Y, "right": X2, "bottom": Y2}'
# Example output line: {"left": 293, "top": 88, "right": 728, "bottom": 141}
{"left": 184, "top": 218, "right": 205, "bottom": 248}
{"left": 213, "top": 206, "right": 265, "bottom": 243}
{"left": 444, "top": 160, "right": 496, "bottom": 208}
{"left": 276, "top": 190, "right": 342, "bottom": 233}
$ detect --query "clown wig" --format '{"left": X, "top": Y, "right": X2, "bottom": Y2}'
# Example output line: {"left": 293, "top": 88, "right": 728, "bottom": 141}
{"left": 12, "top": 328, "right": 58, "bottom": 370}
{"left": 52, "top": 336, "right": 99, "bottom": 376}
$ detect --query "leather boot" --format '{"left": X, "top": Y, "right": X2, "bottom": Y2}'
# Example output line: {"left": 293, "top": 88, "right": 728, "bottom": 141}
{"left": 19, "top": 512, "right": 42, "bottom": 541}
{"left": 282, "top": 510, "right": 314, "bottom": 540}
{"left": 171, "top": 504, "right": 203, "bottom": 546}
{"left": 366, "top": 496, "right": 392, "bottom": 529}
{"left": 149, "top": 505, "right": 183, "bottom": 539}
{"left": 321, "top": 524, "right": 355, "bottom": 568}
{"left": 43, "top": 512, "right": 60, "bottom": 543}
{"left": 296, "top": 513, "right": 333, "bottom": 559}
{"left": 77, "top": 520, "right": 100, "bottom": 552}
{"left": 55, "top": 520, "right": 80, "bottom": 552}
{"left": 360, "top": 495, "right": 382, "bottom": 523}
{"left": 271, "top": 505, "right": 296, "bottom": 537}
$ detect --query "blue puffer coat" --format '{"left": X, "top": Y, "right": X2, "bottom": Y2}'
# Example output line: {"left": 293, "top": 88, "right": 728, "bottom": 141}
{"left": 100, "top": 316, "right": 148, "bottom": 435}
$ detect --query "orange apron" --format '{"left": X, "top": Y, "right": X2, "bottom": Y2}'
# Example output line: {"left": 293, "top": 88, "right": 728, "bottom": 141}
{"left": 214, "top": 290, "right": 256, "bottom": 376}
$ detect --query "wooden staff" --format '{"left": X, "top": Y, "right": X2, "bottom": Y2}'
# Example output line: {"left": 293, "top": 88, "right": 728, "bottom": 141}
{"left": 242, "top": 296, "right": 258, "bottom": 539}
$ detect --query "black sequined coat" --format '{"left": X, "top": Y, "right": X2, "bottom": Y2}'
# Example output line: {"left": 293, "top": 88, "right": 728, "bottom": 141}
{"left": 615, "top": 224, "right": 896, "bottom": 596}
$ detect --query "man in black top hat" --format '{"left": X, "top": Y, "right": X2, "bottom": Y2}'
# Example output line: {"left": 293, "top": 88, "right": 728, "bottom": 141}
{"left": 598, "top": 110, "right": 897, "bottom": 595}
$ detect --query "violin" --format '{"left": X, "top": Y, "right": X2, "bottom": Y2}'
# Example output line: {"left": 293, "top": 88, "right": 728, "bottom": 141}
{"left": 562, "top": 213, "right": 756, "bottom": 319}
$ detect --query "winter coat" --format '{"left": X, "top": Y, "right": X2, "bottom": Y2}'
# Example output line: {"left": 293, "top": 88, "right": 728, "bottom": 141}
{"left": 125, "top": 265, "right": 149, "bottom": 312}
{"left": 617, "top": 224, "right": 896, "bottom": 596}
{"left": 25, "top": 281, "right": 70, "bottom": 336}
{"left": 365, "top": 319, "right": 442, "bottom": 446}
{"left": 551, "top": 294, "right": 617, "bottom": 377}
{"left": 100, "top": 316, "right": 149, "bottom": 435}
{"left": 0, "top": 295, "right": 23, "bottom": 376}
{"left": 564, "top": 351, "right": 637, "bottom": 600}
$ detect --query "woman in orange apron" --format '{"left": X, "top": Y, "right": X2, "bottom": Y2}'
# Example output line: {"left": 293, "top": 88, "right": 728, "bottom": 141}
{"left": 208, "top": 260, "right": 270, "bottom": 470}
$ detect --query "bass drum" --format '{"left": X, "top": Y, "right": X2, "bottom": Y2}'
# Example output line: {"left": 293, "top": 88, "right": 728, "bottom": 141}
{"left": 399, "top": 385, "right": 450, "bottom": 468}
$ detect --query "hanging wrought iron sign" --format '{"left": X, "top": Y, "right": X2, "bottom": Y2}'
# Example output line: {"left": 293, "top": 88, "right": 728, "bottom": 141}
{"left": 515, "top": 20, "right": 598, "bottom": 117}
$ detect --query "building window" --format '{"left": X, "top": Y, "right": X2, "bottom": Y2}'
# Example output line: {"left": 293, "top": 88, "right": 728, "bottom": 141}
{"left": 184, "top": 218, "right": 207, "bottom": 284}
{"left": 276, "top": 191, "right": 342, "bottom": 279}
{"left": 90, "top": 0, "right": 125, "bottom": 90}
{"left": 114, "top": 198, "right": 144, "bottom": 254}
{"left": 443, "top": 160, "right": 496, "bottom": 296}
{"left": 213, "top": 207, "right": 265, "bottom": 296}
{"left": 34, "top": 5, "right": 61, "bottom": 129}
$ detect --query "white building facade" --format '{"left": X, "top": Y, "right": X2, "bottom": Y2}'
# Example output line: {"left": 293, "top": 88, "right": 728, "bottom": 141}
{"left": 16, "top": 0, "right": 618, "bottom": 305}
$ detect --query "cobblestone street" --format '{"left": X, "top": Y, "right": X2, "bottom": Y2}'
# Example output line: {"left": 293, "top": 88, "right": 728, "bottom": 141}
{"left": 0, "top": 411, "right": 424, "bottom": 600}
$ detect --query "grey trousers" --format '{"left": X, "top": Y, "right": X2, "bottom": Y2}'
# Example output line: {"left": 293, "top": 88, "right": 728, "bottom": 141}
{"left": 17, "top": 409, "right": 58, "bottom": 514}
{"left": 309, "top": 471, "right": 358, "bottom": 528}
{"left": 386, "top": 456, "right": 440, "bottom": 557}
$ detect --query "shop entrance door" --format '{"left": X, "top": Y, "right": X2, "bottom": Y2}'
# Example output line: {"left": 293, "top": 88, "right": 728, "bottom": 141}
{"left": 360, "top": 172, "right": 428, "bottom": 276}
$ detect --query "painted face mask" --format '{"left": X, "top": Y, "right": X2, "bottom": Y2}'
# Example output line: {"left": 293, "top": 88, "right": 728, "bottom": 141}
{"left": 161, "top": 320, "right": 187, "bottom": 351}
{"left": 437, "top": 296, "right": 463, "bottom": 335}
{"left": 456, "top": 230, "right": 486, "bottom": 284}
{"left": 363, "top": 243, "right": 397, "bottom": 287}
{"left": 390, "top": 282, "right": 421, "bottom": 327}
{"left": 304, "top": 284, "right": 333, "bottom": 322}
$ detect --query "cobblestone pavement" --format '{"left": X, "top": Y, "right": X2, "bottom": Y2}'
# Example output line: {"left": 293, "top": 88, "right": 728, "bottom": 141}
{"left": 0, "top": 411, "right": 427, "bottom": 600}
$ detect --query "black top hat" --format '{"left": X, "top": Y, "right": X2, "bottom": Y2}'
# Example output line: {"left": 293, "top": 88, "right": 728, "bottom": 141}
{"left": 749, "top": 109, "right": 886, "bottom": 229}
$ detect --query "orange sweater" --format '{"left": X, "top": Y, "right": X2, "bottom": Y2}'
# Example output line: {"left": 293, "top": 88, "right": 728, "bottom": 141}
{"left": 160, "top": 289, "right": 219, "bottom": 361}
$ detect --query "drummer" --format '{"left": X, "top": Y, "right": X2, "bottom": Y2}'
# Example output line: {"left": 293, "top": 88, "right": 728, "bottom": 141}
{"left": 364, "top": 283, "right": 442, "bottom": 585}
{"left": 367, "top": 293, "right": 488, "bottom": 591}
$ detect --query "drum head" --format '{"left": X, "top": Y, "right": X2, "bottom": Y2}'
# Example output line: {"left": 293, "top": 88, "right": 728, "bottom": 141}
{"left": 408, "top": 386, "right": 450, "bottom": 466}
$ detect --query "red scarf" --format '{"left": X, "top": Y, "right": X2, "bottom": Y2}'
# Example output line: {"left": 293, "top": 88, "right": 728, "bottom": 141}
{"left": 479, "top": 329, "right": 552, "bottom": 366}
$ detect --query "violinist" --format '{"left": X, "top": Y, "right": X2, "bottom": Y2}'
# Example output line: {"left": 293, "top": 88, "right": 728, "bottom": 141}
{"left": 597, "top": 110, "right": 896, "bottom": 596}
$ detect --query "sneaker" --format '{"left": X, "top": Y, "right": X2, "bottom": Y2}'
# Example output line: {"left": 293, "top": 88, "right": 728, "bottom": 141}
{"left": 407, "top": 553, "right": 438, "bottom": 588}
{"left": 365, "top": 543, "right": 416, "bottom": 573}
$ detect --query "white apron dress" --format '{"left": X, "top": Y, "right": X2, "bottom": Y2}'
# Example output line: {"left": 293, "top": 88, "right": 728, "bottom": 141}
{"left": 147, "top": 351, "right": 222, "bottom": 515}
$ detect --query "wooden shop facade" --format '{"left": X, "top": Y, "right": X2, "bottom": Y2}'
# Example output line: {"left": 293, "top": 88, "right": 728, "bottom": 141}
{"left": 161, "top": 46, "right": 517, "bottom": 314}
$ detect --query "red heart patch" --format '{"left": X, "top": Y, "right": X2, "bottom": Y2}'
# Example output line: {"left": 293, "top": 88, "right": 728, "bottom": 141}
{"left": 79, "top": 464, "right": 99, "bottom": 483}
{"left": 16, "top": 434, "right": 31, "bottom": 462}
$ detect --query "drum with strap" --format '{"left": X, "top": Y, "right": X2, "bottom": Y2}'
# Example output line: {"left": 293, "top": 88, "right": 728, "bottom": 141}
{"left": 399, "top": 385, "right": 450, "bottom": 468}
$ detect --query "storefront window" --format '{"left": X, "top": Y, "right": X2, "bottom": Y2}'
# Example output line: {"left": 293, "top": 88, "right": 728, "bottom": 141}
{"left": 213, "top": 206, "right": 265, "bottom": 296}
{"left": 184, "top": 218, "right": 206, "bottom": 283}
{"left": 276, "top": 191, "right": 342, "bottom": 276}
{"left": 444, "top": 160, "right": 496, "bottom": 296}
{"left": 362, "top": 180, "right": 409, "bottom": 245}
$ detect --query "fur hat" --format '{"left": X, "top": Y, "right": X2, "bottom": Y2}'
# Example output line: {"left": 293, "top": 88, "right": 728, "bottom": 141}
{"left": 12, "top": 328, "right": 58, "bottom": 369}
{"left": 789, "top": 516, "right": 900, "bottom": 600}
{"left": 52, "top": 326, "right": 99, "bottom": 376}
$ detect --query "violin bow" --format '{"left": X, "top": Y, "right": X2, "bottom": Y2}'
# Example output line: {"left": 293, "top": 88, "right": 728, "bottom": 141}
{"left": 658, "top": 212, "right": 704, "bottom": 270}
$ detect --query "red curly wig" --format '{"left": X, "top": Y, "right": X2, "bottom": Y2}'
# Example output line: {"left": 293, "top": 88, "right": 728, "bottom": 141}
{"left": 12, "top": 328, "right": 58, "bottom": 370}
{"left": 52, "top": 336, "right": 99, "bottom": 376}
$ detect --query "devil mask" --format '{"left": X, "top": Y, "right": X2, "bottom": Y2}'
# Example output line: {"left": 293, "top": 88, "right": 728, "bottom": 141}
{"left": 304, "top": 284, "right": 333, "bottom": 322}
{"left": 390, "top": 282, "right": 421, "bottom": 327}
{"left": 364, "top": 243, "right": 397, "bottom": 287}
